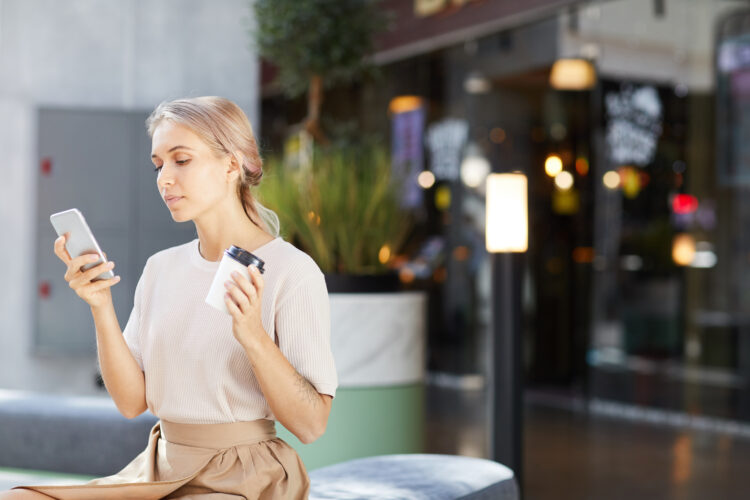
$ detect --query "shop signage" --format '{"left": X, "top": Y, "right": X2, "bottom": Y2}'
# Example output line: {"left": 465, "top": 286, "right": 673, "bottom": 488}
{"left": 392, "top": 105, "right": 426, "bottom": 208}
{"left": 717, "top": 35, "right": 750, "bottom": 186}
{"left": 604, "top": 83, "right": 663, "bottom": 167}
{"left": 425, "top": 118, "right": 469, "bottom": 181}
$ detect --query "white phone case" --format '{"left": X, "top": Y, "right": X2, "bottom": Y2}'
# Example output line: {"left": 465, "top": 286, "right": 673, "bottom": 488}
{"left": 49, "top": 208, "right": 115, "bottom": 281}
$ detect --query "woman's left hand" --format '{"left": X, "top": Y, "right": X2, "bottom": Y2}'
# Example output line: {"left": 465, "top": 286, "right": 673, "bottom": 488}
{"left": 224, "top": 265, "right": 265, "bottom": 349}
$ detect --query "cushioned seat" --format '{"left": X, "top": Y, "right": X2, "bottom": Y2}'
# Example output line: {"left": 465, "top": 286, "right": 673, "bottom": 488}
{"left": 309, "top": 453, "right": 519, "bottom": 500}
{"left": 0, "top": 389, "right": 158, "bottom": 476}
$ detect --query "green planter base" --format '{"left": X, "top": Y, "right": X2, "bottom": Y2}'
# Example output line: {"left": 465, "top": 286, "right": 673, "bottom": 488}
{"left": 276, "top": 383, "right": 425, "bottom": 471}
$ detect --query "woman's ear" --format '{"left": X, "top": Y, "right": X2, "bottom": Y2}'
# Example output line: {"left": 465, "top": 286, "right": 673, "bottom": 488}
{"left": 226, "top": 153, "right": 242, "bottom": 182}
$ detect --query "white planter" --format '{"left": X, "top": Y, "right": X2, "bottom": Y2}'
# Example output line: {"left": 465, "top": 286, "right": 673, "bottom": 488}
{"left": 329, "top": 291, "right": 428, "bottom": 388}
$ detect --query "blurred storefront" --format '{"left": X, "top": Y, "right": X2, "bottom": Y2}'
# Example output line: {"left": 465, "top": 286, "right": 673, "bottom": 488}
{"left": 261, "top": 0, "right": 750, "bottom": 424}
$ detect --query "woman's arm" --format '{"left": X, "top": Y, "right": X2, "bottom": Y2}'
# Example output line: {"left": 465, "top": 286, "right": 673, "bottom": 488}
{"left": 53, "top": 235, "right": 147, "bottom": 419}
{"left": 91, "top": 302, "right": 148, "bottom": 419}
{"left": 224, "top": 265, "right": 332, "bottom": 444}
{"left": 242, "top": 333, "right": 332, "bottom": 444}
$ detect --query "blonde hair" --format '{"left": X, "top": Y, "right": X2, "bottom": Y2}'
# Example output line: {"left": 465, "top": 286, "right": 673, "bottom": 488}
{"left": 145, "top": 96, "right": 280, "bottom": 237}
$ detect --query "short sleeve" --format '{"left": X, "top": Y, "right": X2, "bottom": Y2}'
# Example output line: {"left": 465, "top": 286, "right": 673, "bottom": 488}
{"left": 275, "top": 272, "right": 338, "bottom": 398}
{"left": 122, "top": 262, "right": 147, "bottom": 371}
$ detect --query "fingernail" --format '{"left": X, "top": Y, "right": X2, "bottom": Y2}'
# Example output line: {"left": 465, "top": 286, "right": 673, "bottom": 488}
{"left": 90, "top": 255, "right": 99, "bottom": 261}
{"left": 231, "top": 271, "right": 239, "bottom": 278}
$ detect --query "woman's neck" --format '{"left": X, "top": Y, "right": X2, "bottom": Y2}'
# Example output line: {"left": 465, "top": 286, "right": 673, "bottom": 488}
{"left": 194, "top": 201, "right": 273, "bottom": 261}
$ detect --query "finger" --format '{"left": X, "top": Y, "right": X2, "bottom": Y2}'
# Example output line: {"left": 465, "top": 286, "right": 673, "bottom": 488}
{"left": 225, "top": 281, "right": 250, "bottom": 313}
{"left": 248, "top": 265, "right": 264, "bottom": 295}
{"left": 230, "top": 271, "right": 258, "bottom": 302}
{"left": 80, "top": 275, "right": 121, "bottom": 294}
{"left": 70, "top": 260, "right": 115, "bottom": 288}
{"left": 225, "top": 293, "right": 241, "bottom": 317}
{"left": 54, "top": 234, "right": 72, "bottom": 264}
{"left": 65, "top": 254, "right": 102, "bottom": 282}
{"left": 72, "top": 252, "right": 103, "bottom": 271}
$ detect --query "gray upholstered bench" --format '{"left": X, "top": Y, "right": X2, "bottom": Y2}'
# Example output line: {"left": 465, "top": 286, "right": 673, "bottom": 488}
{"left": 309, "top": 454, "right": 519, "bottom": 499}
{"left": 0, "top": 391, "right": 519, "bottom": 499}
{"left": 0, "top": 389, "right": 158, "bottom": 476}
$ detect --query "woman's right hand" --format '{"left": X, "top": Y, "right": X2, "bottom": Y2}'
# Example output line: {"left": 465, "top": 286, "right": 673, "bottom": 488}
{"left": 54, "top": 233, "right": 121, "bottom": 309}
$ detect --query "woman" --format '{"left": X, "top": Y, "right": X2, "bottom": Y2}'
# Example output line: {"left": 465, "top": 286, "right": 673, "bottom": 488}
{"left": 3, "top": 96, "right": 337, "bottom": 499}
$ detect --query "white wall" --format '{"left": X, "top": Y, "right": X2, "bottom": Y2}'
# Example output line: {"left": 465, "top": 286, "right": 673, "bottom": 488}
{"left": 0, "top": 0, "right": 260, "bottom": 395}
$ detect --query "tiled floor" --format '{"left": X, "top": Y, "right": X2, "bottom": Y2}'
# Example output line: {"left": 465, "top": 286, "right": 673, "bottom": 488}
{"left": 425, "top": 382, "right": 750, "bottom": 500}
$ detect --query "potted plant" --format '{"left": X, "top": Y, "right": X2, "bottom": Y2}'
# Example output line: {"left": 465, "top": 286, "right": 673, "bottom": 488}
{"left": 258, "top": 140, "right": 428, "bottom": 468}
{"left": 251, "top": 0, "right": 426, "bottom": 469}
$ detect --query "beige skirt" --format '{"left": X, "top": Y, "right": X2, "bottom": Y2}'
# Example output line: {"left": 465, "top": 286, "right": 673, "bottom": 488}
{"left": 13, "top": 419, "right": 310, "bottom": 499}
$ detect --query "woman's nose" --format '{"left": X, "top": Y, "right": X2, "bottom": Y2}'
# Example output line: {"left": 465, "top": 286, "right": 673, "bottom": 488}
{"left": 156, "top": 166, "right": 174, "bottom": 189}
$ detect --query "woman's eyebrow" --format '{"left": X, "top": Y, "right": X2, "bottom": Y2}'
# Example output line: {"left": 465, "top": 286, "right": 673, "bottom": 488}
{"left": 151, "top": 145, "right": 195, "bottom": 159}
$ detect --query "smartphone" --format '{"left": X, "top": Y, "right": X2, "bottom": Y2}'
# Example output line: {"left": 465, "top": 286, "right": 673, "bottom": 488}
{"left": 49, "top": 208, "right": 115, "bottom": 281}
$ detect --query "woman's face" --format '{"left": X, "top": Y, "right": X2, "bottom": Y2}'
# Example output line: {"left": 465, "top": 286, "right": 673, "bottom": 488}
{"left": 150, "top": 120, "right": 236, "bottom": 223}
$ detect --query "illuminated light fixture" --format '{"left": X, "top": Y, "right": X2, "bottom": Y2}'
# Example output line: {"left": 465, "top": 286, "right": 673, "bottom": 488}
{"left": 378, "top": 244, "right": 392, "bottom": 264}
{"left": 549, "top": 58, "right": 597, "bottom": 90}
{"left": 575, "top": 157, "right": 589, "bottom": 176}
{"left": 486, "top": 172, "right": 528, "bottom": 474}
{"left": 554, "top": 171, "right": 574, "bottom": 191}
{"left": 490, "top": 128, "right": 507, "bottom": 144}
{"left": 545, "top": 155, "right": 563, "bottom": 177}
{"left": 464, "top": 71, "right": 491, "bottom": 94}
{"left": 398, "top": 267, "right": 416, "bottom": 284}
{"left": 486, "top": 173, "right": 528, "bottom": 253}
{"left": 435, "top": 185, "right": 451, "bottom": 211}
{"left": 672, "top": 233, "right": 696, "bottom": 266}
{"left": 691, "top": 241, "right": 717, "bottom": 269}
{"left": 673, "top": 194, "right": 699, "bottom": 214}
{"left": 619, "top": 166, "right": 641, "bottom": 199}
{"left": 603, "top": 170, "right": 620, "bottom": 190}
{"left": 417, "top": 170, "right": 436, "bottom": 189}
{"left": 461, "top": 143, "right": 491, "bottom": 188}
{"left": 572, "top": 247, "right": 595, "bottom": 263}
{"left": 388, "top": 95, "right": 423, "bottom": 115}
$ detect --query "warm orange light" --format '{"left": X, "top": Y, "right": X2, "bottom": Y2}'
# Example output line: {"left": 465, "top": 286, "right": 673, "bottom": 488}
{"left": 545, "top": 155, "right": 563, "bottom": 177}
{"left": 398, "top": 267, "right": 416, "bottom": 283}
{"left": 575, "top": 157, "right": 589, "bottom": 176}
{"left": 619, "top": 166, "right": 641, "bottom": 199}
{"left": 572, "top": 247, "right": 595, "bottom": 263}
{"left": 673, "top": 234, "right": 696, "bottom": 266}
{"left": 550, "top": 59, "right": 597, "bottom": 90}
{"left": 452, "top": 246, "right": 470, "bottom": 261}
{"left": 379, "top": 244, "right": 392, "bottom": 264}
{"left": 490, "top": 128, "right": 506, "bottom": 144}
{"left": 388, "top": 95, "right": 423, "bottom": 115}
{"left": 307, "top": 211, "right": 321, "bottom": 225}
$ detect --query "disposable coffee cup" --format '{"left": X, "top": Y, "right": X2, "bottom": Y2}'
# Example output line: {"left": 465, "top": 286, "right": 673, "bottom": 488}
{"left": 205, "top": 245, "right": 266, "bottom": 314}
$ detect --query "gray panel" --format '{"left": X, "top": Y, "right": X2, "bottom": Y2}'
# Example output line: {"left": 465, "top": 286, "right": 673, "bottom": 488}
{"left": 35, "top": 107, "right": 201, "bottom": 356}
{"left": 36, "top": 109, "right": 134, "bottom": 354}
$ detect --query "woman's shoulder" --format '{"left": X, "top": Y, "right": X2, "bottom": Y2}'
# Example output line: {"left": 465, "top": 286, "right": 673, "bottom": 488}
{"left": 269, "top": 238, "right": 324, "bottom": 279}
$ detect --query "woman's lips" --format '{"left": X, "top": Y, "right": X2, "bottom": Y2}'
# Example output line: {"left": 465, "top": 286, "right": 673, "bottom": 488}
{"left": 166, "top": 196, "right": 183, "bottom": 207}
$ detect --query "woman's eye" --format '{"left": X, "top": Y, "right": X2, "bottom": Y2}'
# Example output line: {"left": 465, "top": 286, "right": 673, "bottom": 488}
{"left": 176, "top": 160, "right": 189, "bottom": 165}
{"left": 153, "top": 166, "right": 163, "bottom": 173}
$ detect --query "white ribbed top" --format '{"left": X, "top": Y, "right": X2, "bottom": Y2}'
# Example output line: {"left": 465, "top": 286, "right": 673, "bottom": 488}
{"left": 122, "top": 237, "right": 338, "bottom": 424}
